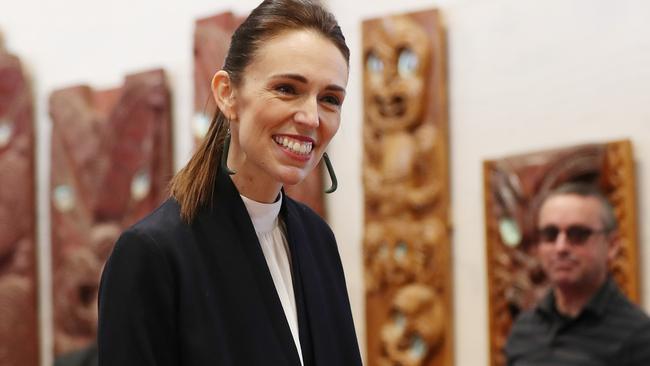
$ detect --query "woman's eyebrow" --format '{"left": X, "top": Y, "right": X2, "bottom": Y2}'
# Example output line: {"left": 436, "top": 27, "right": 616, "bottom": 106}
{"left": 271, "top": 73, "right": 346, "bottom": 94}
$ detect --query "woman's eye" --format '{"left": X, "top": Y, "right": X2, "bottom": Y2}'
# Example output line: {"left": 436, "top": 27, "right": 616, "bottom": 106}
{"left": 275, "top": 84, "right": 296, "bottom": 94}
{"left": 322, "top": 95, "right": 341, "bottom": 106}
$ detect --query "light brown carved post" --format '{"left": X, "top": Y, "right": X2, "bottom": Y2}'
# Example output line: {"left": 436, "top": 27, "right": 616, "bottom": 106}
{"left": 483, "top": 140, "right": 640, "bottom": 366}
{"left": 49, "top": 69, "right": 173, "bottom": 358}
{"left": 0, "top": 42, "right": 39, "bottom": 366}
{"left": 601, "top": 141, "right": 640, "bottom": 301}
{"left": 193, "top": 11, "right": 327, "bottom": 217}
{"left": 362, "top": 10, "right": 452, "bottom": 366}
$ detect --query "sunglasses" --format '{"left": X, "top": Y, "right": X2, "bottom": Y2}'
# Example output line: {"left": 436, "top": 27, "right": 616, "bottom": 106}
{"left": 536, "top": 225, "right": 609, "bottom": 245}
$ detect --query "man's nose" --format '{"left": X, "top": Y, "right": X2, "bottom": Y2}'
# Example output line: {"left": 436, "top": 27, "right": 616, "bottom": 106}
{"left": 553, "top": 232, "right": 571, "bottom": 251}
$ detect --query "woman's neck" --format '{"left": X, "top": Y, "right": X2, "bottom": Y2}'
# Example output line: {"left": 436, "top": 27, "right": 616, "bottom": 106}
{"left": 231, "top": 169, "right": 282, "bottom": 203}
{"left": 227, "top": 142, "right": 282, "bottom": 203}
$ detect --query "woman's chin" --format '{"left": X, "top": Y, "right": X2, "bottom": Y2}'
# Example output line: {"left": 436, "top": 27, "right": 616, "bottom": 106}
{"left": 276, "top": 167, "right": 309, "bottom": 187}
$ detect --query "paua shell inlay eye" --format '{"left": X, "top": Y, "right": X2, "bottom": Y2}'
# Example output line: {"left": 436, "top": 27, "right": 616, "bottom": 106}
{"left": 131, "top": 171, "right": 151, "bottom": 201}
{"left": 409, "top": 334, "right": 428, "bottom": 359}
{"left": 0, "top": 120, "right": 13, "bottom": 148}
{"left": 192, "top": 112, "right": 210, "bottom": 139}
{"left": 499, "top": 217, "right": 522, "bottom": 247}
{"left": 394, "top": 241, "right": 408, "bottom": 261}
{"left": 397, "top": 48, "right": 418, "bottom": 76}
{"left": 366, "top": 52, "right": 384, "bottom": 74}
{"left": 53, "top": 185, "right": 75, "bottom": 212}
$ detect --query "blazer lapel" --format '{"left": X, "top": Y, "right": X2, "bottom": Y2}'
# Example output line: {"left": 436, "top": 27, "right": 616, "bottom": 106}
{"left": 283, "top": 200, "right": 361, "bottom": 366}
{"left": 195, "top": 172, "right": 302, "bottom": 366}
{"left": 283, "top": 202, "right": 335, "bottom": 365}
{"left": 280, "top": 199, "right": 314, "bottom": 366}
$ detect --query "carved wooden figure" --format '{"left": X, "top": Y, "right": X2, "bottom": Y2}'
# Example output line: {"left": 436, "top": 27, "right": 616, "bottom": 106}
{"left": 362, "top": 10, "right": 451, "bottom": 366}
{"left": 193, "top": 11, "right": 327, "bottom": 216}
{"left": 49, "top": 69, "right": 173, "bottom": 357}
{"left": 0, "top": 42, "right": 39, "bottom": 366}
{"left": 484, "top": 140, "right": 640, "bottom": 366}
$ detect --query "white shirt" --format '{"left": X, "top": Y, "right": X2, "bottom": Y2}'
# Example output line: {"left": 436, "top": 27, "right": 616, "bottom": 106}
{"left": 240, "top": 193, "right": 304, "bottom": 366}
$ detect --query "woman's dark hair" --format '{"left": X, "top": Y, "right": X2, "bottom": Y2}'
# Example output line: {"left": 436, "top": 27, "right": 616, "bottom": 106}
{"left": 170, "top": 0, "right": 349, "bottom": 222}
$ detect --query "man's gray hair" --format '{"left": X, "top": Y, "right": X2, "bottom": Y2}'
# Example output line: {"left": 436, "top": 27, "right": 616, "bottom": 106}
{"left": 543, "top": 182, "right": 618, "bottom": 232}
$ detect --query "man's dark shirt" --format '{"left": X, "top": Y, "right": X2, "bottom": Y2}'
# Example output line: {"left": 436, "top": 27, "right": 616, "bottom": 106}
{"left": 505, "top": 277, "right": 650, "bottom": 366}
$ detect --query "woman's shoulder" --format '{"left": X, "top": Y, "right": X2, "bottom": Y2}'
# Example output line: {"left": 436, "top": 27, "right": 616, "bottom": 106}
{"left": 119, "top": 198, "right": 188, "bottom": 250}
{"left": 285, "top": 196, "right": 329, "bottom": 224}
{"left": 284, "top": 195, "right": 336, "bottom": 241}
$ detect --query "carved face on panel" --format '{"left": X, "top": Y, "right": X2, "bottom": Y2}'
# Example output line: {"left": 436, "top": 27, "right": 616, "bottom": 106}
{"left": 379, "top": 284, "right": 445, "bottom": 366}
{"left": 365, "top": 218, "right": 442, "bottom": 292}
{"left": 364, "top": 15, "right": 431, "bottom": 132}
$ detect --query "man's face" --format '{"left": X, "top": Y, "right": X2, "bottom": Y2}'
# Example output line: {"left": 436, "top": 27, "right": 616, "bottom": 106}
{"left": 536, "top": 194, "right": 616, "bottom": 292}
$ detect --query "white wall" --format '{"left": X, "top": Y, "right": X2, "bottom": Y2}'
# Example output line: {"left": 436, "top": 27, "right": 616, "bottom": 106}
{"left": 1, "top": 0, "right": 650, "bottom": 365}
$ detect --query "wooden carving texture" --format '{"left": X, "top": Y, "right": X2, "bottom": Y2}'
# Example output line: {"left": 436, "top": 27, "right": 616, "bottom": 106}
{"left": 0, "top": 46, "right": 39, "bottom": 366}
{"left": 484, "top": 140, "right": 639, "bottom": 366}
{"left": 193, "top": 12, "right": 326, "bottom": 216}
{"left": 193, "top": 12, "right": 243, "bottom": 145}
{"left": 49, "top": 69, "right": 173, "bottom": 356}
{"left": 362, "top": 10, "right": 452, "bottom": 366}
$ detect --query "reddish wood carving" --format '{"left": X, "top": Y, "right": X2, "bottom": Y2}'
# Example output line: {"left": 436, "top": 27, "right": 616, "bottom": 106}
{"left": 193, "top": 12, "right": 244, "bottom": 145}
{"left": 362, "top": 10, "right": 452, "bottom": 366}
{"left": 49, "top": 69, "right": 173, "bottom": 356}
{"left": 0, "top": 44, "right": 39, "bottom": 366}
{"left": 193, "top": 12, "right": 326, "bottom": 216}
{"left": 484, "top": 140, "right": 639, "bottom": 366}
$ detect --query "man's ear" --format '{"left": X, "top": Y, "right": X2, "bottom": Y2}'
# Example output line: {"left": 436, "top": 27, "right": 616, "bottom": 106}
{"left": 212, "top": 70, "right": 237, "bottom": 119}
{"left": 606, "top": 231, "right": 621, "bottom": 263}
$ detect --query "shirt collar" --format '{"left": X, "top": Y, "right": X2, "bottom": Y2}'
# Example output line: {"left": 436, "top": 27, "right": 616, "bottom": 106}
{"left": 583, "top": 276, "right": 617, "bottom": 317}
{"left": 240, "top": 192, "right": 283, "bottom": 233}
{"left": 536, "top": 276, "right": 617, "bottom": 319}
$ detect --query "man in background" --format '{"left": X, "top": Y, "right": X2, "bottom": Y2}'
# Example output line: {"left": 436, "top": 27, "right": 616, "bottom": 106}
{"left": 505, "top": 182, "right": 650, "bottom": 366}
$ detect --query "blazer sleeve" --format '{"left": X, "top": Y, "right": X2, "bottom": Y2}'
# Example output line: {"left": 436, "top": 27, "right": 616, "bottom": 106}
{"left": 98, "top": 228, "right": 179, "bottom": 366}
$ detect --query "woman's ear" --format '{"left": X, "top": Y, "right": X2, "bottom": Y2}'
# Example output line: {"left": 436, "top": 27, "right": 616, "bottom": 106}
{"left": 212, "top": 70, "right": 237, "bottom": 119}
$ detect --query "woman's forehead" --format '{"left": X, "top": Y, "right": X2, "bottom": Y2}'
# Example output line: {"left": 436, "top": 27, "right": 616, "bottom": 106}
{"left": 244, "top": 29, "right": 348, "bottom": 83}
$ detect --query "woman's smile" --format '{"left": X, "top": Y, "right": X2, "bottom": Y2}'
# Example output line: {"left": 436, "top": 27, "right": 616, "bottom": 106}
{"left": 273, "top": 134, "right": 314, "bottom": 159}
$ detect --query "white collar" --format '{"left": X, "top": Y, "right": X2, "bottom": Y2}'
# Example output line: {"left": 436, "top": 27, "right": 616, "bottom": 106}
{"left": 240, "top": 192, "right": 283, "bottom": 233}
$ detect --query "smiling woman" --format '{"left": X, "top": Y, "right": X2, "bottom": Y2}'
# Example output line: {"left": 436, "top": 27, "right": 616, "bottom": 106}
{"left": 97, "top": 1, "right": 362, "bottom": 365}
{"left": 211, "top": 29, "right": 348, "bottom": 201}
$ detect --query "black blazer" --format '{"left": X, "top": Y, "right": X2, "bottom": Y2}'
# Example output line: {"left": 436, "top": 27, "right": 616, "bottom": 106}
{"left": 98, "top": 172, "right": 362, "bottom": 366}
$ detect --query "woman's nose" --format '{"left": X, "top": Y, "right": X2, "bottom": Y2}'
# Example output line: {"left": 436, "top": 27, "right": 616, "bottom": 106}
{"left": 294, "top": 97, "right": 319, "bottom": 127}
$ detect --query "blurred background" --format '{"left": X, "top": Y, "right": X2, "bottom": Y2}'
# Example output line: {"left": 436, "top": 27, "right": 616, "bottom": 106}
{"left": 1, "top": 0, "right": 650, "bottom": 365}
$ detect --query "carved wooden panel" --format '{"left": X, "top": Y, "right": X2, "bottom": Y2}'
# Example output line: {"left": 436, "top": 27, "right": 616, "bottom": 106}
{"left": 0, "top": 44, "right": 39, "bottom": 366}
{"left": 193, "top": 12, "right": 326, "bottom": 216}
{"left": 49, "top": 69, "right": 173, "bottom": 357}
{"left": 362, "top": 10, "right": 452, "bottom": 366}
{"left": 484, "top": 140, "right": 639, "bottom": 366}
{"left": 193, "top": 11, "right": 244, "bottom": 144}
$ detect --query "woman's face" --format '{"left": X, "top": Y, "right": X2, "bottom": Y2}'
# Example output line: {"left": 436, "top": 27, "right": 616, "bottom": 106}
{"left": 222, "top": 29, "right": 348, "bottom": 201}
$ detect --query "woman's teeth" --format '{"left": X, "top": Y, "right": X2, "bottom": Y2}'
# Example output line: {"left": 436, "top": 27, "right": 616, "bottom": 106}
{"left": 274, "top": 136, "right": 313, "bottom": 155}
